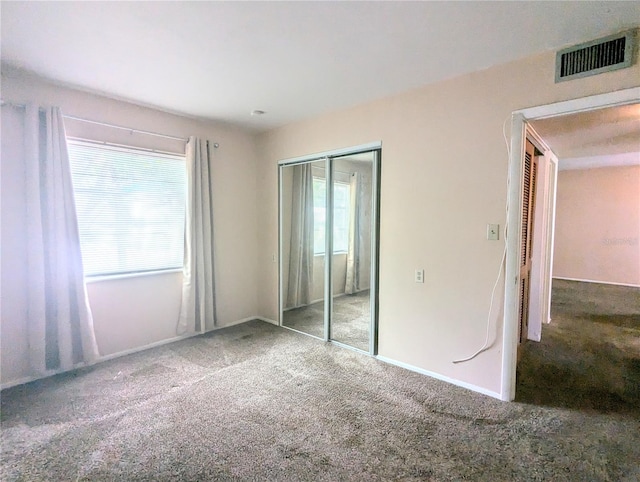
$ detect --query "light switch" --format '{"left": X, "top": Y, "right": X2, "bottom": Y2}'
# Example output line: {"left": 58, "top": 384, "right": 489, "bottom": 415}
{"left": 487, "top": 224, "right": 499, "bottom": 241}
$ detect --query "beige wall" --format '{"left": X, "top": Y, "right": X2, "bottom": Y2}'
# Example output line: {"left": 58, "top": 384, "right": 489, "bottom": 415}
{"left": 1, "top": 72, "right": 259, "bottom": 385}
{"left": 553, "top": 165, "right": 640, "bottom": 286}
{"left": 257, "top": 49, "right": 640, "bottom": 395}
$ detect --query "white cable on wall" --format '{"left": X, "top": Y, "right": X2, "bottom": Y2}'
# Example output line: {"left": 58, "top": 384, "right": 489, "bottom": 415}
{"left": 453, "top": 115, "right": 513, "bottom": 364}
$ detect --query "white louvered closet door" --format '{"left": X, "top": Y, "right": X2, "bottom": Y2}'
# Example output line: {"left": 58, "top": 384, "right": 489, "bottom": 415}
{"left": 519, "top": 139, "right": 538, "bottom": 344}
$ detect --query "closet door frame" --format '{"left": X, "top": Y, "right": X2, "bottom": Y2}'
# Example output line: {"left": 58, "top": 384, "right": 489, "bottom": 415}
{"left": 278, "top": 141, "right": 381, "bottom": 355}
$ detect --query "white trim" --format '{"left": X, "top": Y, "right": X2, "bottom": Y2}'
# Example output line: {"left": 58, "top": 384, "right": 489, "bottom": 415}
{"left": 0, "top": 331, "right": 199, "bottom": 390}
{"left": 213, "top": 316, "right": 264, "bottom": 329}
{"left": 502, "top": 87, "right": 640, "bottom": 403}
{"left": 331, "top": 339, "right": 370, "bottom": 356}
{"left": 278, "top": 165, "right": 283, "bottom": 326}
{"left": 544, "top": 154, "right": 559, "bottom": 330}
{"left": 1, "top": 365, "right": 88, "bottom": 391}
{"left": 558, "top": 152, "right": 640, "bottom": 171}
{"left": 526, "top": 128, "right": 557, "bottom": 343}
{"left": 553, "top": 276, "right": 640, "bottom": 288}
{"left": 98, "top": 332, "right": 200, "bottom": 362}
{"left": 256, "top": 317, "right": 278, "bottom": 325}
{"left": 502, "top": 112, "right": 526, "bottom": 402}
{"left": 278, "top": 141, "right": 382, "bottom": 166}
{"left": 1, "top": 316, "right": 268, "bottom": 390}
{"left": 514, "top": 87, "right": 640, "bottom": 120}
{"left": 376, "top": 355, "right": 502, "bottom": 400}
{"left": 85, "top": 268, "right": 182, "bottom": 283}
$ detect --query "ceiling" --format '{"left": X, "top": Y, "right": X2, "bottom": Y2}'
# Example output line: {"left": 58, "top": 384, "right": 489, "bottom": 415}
{"left": 2, "top": 1, "right": 639, "bottom": 131}
{"left": 531, "top": 103, "right": 640, "bottom": 170}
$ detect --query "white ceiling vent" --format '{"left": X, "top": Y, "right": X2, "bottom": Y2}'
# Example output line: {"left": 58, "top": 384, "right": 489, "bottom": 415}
{"left": 555, "top": 30, "right": 636, "bottom": 82}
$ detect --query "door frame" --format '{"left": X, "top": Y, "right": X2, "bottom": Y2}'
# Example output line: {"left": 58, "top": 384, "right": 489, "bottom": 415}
{"left": 277, "top": 141, "right": 382, "bottom": 355}
{"left": 501, "top": 87, "right": 640, "bottom": 402}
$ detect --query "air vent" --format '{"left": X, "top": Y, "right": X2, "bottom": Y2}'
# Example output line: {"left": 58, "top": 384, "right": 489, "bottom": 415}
{"left": 555, "top": 30, "right": 635, "bottom": 82}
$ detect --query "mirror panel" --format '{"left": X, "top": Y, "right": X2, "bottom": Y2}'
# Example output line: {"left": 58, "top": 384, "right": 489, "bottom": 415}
{"left": 330, "top": 154, "right": 373, "bottom": 351}
{"left": 281, "top": 160, "right": 326, "bottom": 338}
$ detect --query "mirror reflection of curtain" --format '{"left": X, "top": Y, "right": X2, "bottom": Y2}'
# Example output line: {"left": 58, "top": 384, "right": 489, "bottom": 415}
{"left": 345, "top": 172, "right": 362, "bottom": 294}
{"left": 287, "top": 164, "right": 314, "bottom": 308}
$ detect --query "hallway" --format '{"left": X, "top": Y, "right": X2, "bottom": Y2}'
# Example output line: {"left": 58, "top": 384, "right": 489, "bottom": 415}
{"left": 516, "top": 279, "right": 640, "bottom": 414}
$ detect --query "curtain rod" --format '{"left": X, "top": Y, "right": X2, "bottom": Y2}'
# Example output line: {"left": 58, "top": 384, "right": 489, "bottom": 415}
{"left": 63, "top": 114, "right": 188, "bottom": 142}
{"left": 1, "top": 99, "right": 218, "bottom": 146}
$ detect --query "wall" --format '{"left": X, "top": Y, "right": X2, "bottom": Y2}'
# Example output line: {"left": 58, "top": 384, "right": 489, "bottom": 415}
{"left": 256, "top": 48, "right": 640, "bottom": 395}
{"left": 553, "top": 165, "right": 640, "bottom": 286}
{"left": 1, "top": 71, "right": 259, "bottom": 386}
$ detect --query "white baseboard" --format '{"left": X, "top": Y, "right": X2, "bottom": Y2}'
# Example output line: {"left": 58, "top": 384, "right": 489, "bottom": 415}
{"left": 1, "top": 365, "right": 87, "bottom": 391}
{"left": 1, "top": 316, "right": 271, "bottom": 391}
{"left": 553, "top": 276, "right": 640, "bottom": 288}
{"left": 375, "top": 355, "right": 502, "bottom": 400}
{"left": 212, "top": 316, "right": 259, "bottom": 330}
{"left": 256, "top": 317, "right": 278, "bottom": 325}
{"left": 99, "top": 332, "right": 200, "bottom": 363}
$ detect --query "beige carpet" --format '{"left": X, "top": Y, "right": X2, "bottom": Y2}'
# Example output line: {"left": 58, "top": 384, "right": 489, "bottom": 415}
{"left": 2, "top": 310, "right": 639, "bottom": 480}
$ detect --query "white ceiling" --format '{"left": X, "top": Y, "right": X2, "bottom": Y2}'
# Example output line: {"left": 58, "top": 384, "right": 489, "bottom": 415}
{"left": 531, "top": 103, "right": 640, "bottom": 170}
{"left": 2, "top": 1, "right": 639, "bottom": 131}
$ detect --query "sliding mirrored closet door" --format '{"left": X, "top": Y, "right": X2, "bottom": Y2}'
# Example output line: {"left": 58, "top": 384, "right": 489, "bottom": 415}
{"left": 330, "top": 153, "right": 374, "bottom": 352}
{"left": 279, "top": 145, "right": 380, "bottom": 355}
{"left": 280, "top": 159, "right": 327, "bottom": 339}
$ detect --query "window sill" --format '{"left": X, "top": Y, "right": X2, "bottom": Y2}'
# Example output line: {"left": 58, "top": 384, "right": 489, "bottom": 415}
{"left": 313, "top": 251, "right": 348, "bottom": 257}
{"left": 85, "top": 268, "right": 183, "bottom": 283}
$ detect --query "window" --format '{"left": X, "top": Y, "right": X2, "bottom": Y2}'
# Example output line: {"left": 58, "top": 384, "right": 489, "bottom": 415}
{"left": 312, "top": 177, "right": 350, "bottom": 255}
{"left": 67, "top": 140, "right": 187, "bottom": 277}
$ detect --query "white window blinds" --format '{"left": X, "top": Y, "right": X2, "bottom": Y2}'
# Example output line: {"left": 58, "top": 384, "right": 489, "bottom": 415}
{"left": 67, "top": 140, "right": 186, "bottom": 277}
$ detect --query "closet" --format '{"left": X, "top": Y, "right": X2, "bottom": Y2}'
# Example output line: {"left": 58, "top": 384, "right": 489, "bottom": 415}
{"left": 279, "top": 144, "right": 381, "bottom": 354}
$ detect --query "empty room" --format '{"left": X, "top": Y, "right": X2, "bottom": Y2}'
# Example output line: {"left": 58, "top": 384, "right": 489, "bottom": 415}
{"left": 1, "top": 2, "right": 639, "bottom": 481}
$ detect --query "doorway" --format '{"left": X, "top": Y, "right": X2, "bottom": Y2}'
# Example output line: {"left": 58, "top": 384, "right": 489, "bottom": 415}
{"left": 501, "top": 87, "right": 639, "bottom": 401}
{"left": 278, "top": 144, "right": 381, "bottom": 354}
{"left": 515, "top": 103, "right": 640, "bottom": 411}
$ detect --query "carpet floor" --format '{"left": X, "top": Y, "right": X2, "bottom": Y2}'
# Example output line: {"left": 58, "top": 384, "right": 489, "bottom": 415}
{"left": 282, "top": 290, "right": 371, "bottom": 351}
{"left": 2, "top": 313, "right": 639, "bottom": 480}
{"left": 516, "top": 279, "right": 640, "bottom": 412}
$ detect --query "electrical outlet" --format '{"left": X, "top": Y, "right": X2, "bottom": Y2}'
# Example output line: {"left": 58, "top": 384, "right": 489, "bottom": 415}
{"left": 487, "top": 224, "right": 499, "bottom": 241}
{"left": 415, "top": 269, "right": 424, "bottom": 283}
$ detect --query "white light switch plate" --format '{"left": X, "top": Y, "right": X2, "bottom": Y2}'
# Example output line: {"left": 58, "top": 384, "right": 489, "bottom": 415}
{"left": 487, "top": 224, "right": 499, "bottom": 241}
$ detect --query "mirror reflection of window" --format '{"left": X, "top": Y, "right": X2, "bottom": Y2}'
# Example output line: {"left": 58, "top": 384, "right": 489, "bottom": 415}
{"left": 312, "top": 177, "right": 350, "bottom": 255}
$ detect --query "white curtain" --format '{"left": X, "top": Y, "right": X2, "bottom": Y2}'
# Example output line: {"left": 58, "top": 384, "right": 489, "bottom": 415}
{"left": 24, "top": 105, "right": 99, "bottom": 374}
{"left": 178, "top": 137, "right": 216, "bottom": 334}
{"left": 286, "top": 164, "right": 314, "bottom": 308}
{"left": 345, "top": 172, "right": 361, "bottom": 294}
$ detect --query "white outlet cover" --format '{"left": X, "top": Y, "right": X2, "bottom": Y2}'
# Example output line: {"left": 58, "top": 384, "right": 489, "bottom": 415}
{"left": 487, "top": 224, "right": 499, "bottom": 241}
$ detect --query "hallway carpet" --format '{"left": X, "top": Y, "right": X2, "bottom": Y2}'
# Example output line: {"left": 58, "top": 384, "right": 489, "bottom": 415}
{"left": 517, "top": 279, "right": 640, "bottom": 412}
{"left": 2, "top": 317, "right": 639, "bottom": 481}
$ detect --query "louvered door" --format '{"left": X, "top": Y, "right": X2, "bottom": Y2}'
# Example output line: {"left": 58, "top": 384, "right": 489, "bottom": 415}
{"left": 519, "top": 139, "right": 538, "bottom": 344}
